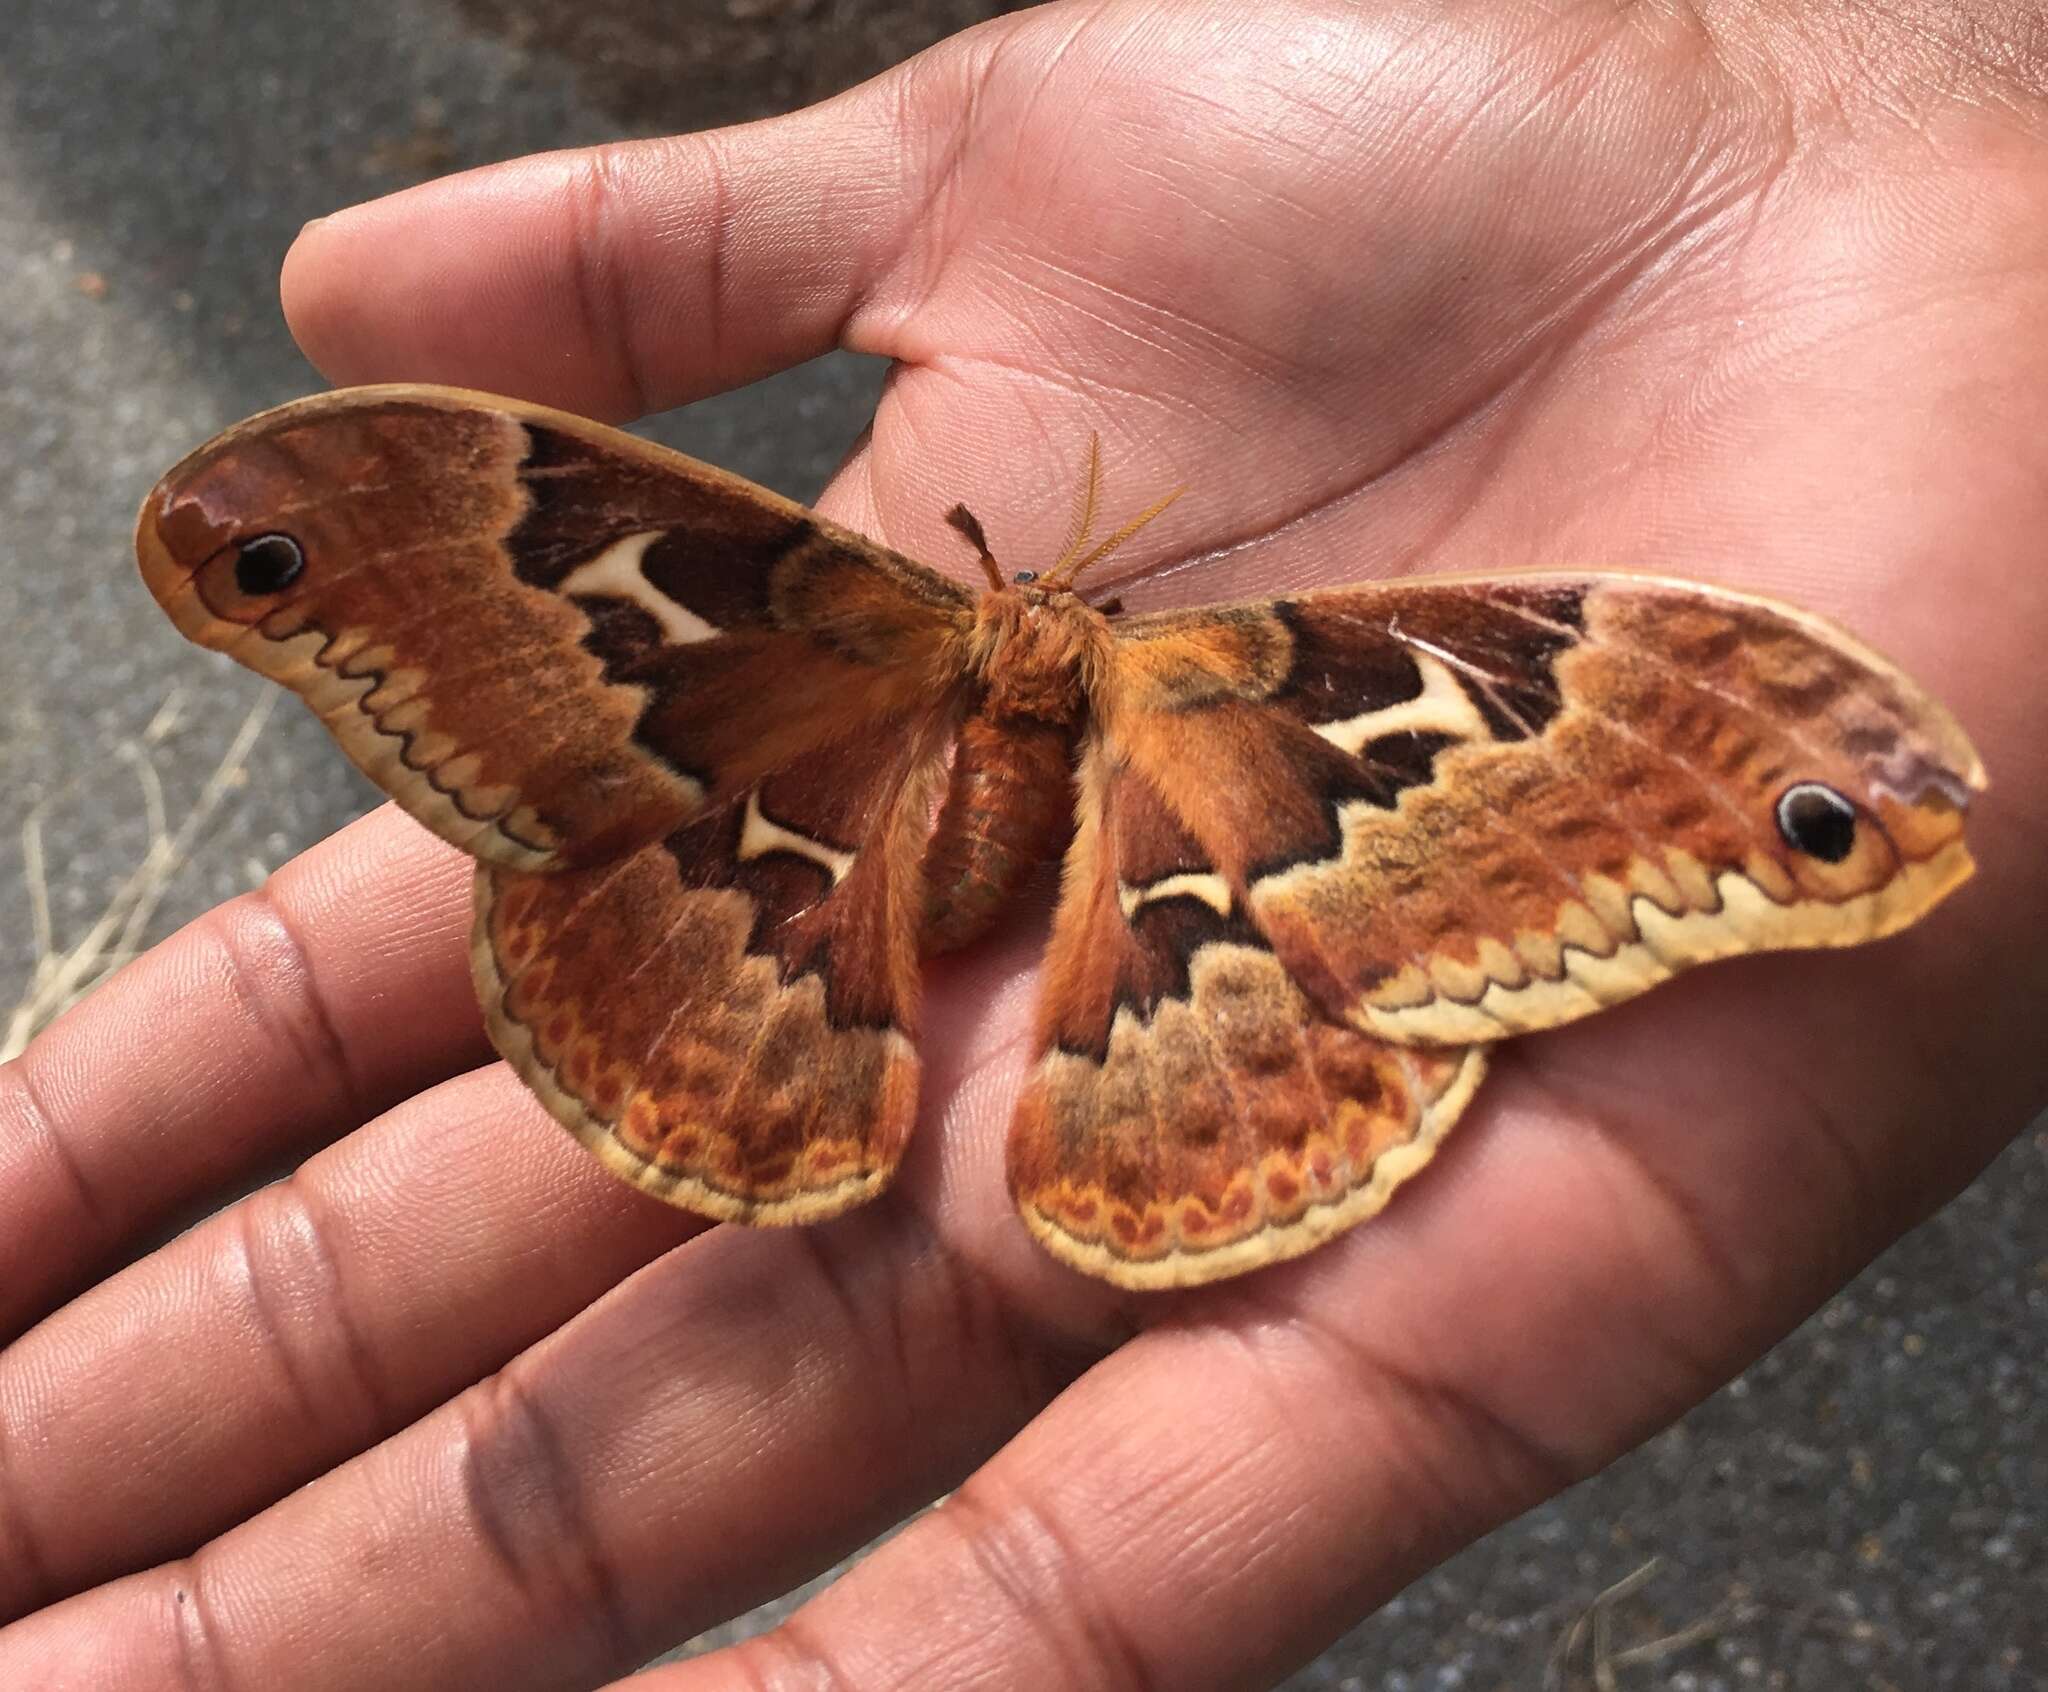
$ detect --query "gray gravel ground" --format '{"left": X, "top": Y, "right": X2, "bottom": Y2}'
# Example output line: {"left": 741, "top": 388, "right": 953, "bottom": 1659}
{"left": 1, "top": 1, "right": 2041, "bottom": 1687}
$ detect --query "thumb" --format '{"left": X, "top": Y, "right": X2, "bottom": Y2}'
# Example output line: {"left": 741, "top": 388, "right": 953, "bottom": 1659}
{"left": 279, "top": 38, "right": 989, "bottom": 421}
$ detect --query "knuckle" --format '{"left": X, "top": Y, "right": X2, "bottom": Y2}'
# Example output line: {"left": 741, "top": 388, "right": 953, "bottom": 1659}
{"left": 941, "top": 1477, "right": 1160, "bottom": 1692}
{"left": 457, "top": 1362, "right": 636, "bottom": 1673}
{"left": 231, "top": 1175, "right": 388, "bottom": 1443}
{"left": 191, "top": 891, "right": 356, "bottom": 1124}
{"left": 558, "top": 145, "right": 650, "bottom": 419}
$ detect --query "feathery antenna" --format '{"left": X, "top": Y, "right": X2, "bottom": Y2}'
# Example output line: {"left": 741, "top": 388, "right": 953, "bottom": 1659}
{"left": 947, "top": 503, "right": 1004, "bottom": 593}
{"left": 1042, "top": 484, "right": 1185, "bottom": 590}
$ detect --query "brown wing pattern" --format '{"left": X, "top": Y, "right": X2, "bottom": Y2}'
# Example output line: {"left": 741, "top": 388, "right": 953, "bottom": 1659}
{"left": 1008, "top": 737, "right": 1486, "bottom": 1287}
{"left": 135, "top": 385, "right": 972, "bottom": 870}
{"left": 1109, "top": 575, "right": 1981, "bottom": 1046}
{"left": 475, "top": 713, "right": 952, "bottom": 1221}
{"left": 140, "top": 392, "right": 1986, "bottom": 1282}
{"left": 137, "top": 385, "right": 976, "bottom": 1221}
{"left": 1014, "top": 573, "right": 1980, "bottom": 1287}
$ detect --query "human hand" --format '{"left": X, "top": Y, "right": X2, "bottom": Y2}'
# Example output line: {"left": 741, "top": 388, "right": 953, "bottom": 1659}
{"left": 3, "top": 3, "right": 2043, "bottom": 1686}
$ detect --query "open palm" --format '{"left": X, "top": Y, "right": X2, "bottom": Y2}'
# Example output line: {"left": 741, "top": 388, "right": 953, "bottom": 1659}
{"left": 3, "top": 4, "right": 2042, "bottom": 1687}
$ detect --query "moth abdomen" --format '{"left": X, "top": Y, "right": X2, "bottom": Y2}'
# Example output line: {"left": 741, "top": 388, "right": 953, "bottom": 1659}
{"left": 920, "top": 709, "right": 1077, "bottom": 954}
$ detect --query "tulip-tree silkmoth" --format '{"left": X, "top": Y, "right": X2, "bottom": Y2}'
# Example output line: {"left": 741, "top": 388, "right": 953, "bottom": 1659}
{"left": 136, "top": 388, "right": 1983, "bottom": 1288}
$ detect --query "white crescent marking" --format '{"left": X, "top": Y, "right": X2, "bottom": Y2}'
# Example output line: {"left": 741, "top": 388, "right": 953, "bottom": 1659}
{"left": 1117, "top": 871, "right": 1234, "bottom": 920}
{"left": 1313, "top": 652, "right": 1492, "bottom": 755}
{"left": 739, "top": 789, "right": 855, "bottom": 884}
{"left": 559, "top": 531, "right": 720, "bottom": 646}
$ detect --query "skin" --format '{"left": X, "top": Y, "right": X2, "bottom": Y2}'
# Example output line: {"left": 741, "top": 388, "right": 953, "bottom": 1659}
{"left": 2, "top": 1, "right": 2045, "bottom": 1685}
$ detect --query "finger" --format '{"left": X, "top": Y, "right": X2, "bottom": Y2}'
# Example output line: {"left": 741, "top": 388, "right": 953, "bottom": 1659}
{"left": 0, "top": 1063, "right": 696, "bottom": 1624}
{"left": 278, "top": 32, "right": 992, "bottom": 420}
{"left": 0, "top": 1209, "right": 1074, "bottom": 1691}
{"left": 0, "top": 805, "right": 482, "bottom": 1340}
{"left": 613, "top": 1134, "right": 1607, "bottom": 1690}
{"left": 617, "top": 913, "right": 2036, "bottom": 1692}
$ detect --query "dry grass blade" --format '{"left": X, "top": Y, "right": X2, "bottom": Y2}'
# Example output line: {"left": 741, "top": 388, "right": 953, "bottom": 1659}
{"left": 2, "top": 687, "right": 275, "bottom": 1061}
{"left": 1544, "top": 1557, "right": 1733, "bottom": 1690}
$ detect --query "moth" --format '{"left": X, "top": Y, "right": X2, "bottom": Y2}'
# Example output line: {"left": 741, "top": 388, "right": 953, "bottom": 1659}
{"left": 136, "top": 387, "right": 1984, "bottom": 1289}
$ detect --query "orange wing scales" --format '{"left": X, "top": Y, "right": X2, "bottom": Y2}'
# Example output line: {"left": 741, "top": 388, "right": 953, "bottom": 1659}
{"left": 1234, "top": 582, "right": 1980, "bottom": 1046}
{"left": 136, "top": 388, "right": 972, "bottom": 873}
{"left": 140, "top": 386, "right": 974, "bottom": 1225}
{"left": 1016, "top": 575, "right": 1979, "bottom": 1285}
{"left": 474, "top": 849, "right": 920, "bottom": 1221}
{"left": 473, "top": 711, "right": 955, "bottom": 1220}
{"left": 1012, "top": 744, "right": 1488, "bottom": 1285}
{"left": 138, "top": 387, "right": 1984, "bottom": 1288}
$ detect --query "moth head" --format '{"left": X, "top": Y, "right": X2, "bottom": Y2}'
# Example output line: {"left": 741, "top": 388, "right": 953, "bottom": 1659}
{"left": 947, "top": 503, "right": 1071, "bottom": 604}
{"left": 945, "top": 476, "right": 1181, "bottom": 615}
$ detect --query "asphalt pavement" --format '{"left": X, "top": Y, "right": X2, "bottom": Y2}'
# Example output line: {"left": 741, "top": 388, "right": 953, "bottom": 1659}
{"left": 0, "top": 2, "right": 2039, "bottom": 1687}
